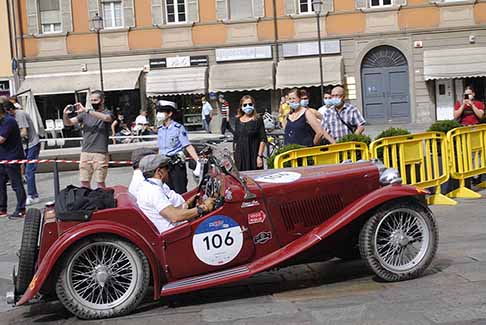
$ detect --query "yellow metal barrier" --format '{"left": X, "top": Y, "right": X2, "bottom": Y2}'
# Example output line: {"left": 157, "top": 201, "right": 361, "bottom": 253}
{"left": 446, "top": 124, "right": 486, "bottom": 199}
{"left": 369, "top": 132, "right": 456, "bottom": 205}
{"left": 273, "top": 142, "right": 369, "bottom": 168}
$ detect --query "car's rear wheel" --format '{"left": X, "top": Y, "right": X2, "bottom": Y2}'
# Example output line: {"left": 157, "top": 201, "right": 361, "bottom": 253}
{"left": 56, "top": 237, "right": 150, "bottom": 320}
{"left": 16, "top": 208, "right": 42, "bottom": 295}
{"left": 359, "top": 200, "right": 438, "bottom": 282}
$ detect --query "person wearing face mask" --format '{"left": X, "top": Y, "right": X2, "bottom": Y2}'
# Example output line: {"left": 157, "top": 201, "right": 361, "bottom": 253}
{"left": 233, "top": 95, "right": 267, "bottom": 171}
{"left": 63, "top": 90, "right": 114, "bottom": 189}
{"left": 454, "top": 86, "right": 484, "bottom": 126}
{"left": 322, "top": 86, "right": 366, "bottom": 142}
{"left": 156, "top": 100, "right": 200, "bottom": 194}
{"left": 284, "top": 88, "right": 335, "bottom": 147}
{"left": 300, "top": 89, "right": 323, "bottom": 120}
{"left": 111, "top": 113, "right": 132, "bottom": 144}
{"left": 136, "top": 154, "right": 215, "bottom": 234}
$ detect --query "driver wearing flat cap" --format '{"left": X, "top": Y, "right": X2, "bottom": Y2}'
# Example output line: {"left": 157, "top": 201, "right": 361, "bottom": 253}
{"left": 156, "top": 100, "right": 201, "bottom": 194}
{"left": 136, "top": 154, "right": 215, "bottom": 233}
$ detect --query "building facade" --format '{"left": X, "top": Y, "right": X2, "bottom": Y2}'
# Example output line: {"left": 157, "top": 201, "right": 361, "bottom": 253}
{"left": 0, "top": 0, "right": 15, "bottom": 96}
{"left": 10, "top": 0, "right": 486, "bottom": 126}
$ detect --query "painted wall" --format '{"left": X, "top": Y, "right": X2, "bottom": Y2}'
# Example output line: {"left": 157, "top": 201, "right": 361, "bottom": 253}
{"left": 0, "top": 0, "right": 13, "bottom": 78}
{"left": 13, "top": 0, "right": 486, "bottom": 60}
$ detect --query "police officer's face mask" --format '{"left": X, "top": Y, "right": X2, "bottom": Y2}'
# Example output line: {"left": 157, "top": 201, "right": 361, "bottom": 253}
{"left": 157, "top": 112, "right": 168, "bottom": 122}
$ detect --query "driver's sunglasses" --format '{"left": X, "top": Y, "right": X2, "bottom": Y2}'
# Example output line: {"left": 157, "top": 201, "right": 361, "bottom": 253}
{"left": 242, "top": 103, "right": 253, "bottom": 107}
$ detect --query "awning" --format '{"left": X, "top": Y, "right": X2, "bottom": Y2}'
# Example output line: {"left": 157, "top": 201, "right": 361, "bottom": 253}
{"left": 209, "top": 61, "right": 274, "bottom": 92}
{"left": 146, "top": 67, "right": 207, "bottom": 96}
{"left": 276, "top": 56, "right": 343, "bottom": 89}
{"left": 424, "top": 47, "right": 486, "bottom": 80}
{"left": 17, "top": 69, "right": 142, "bottom": 95}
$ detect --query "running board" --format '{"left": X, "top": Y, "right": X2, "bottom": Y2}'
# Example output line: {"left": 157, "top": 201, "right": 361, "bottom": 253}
{"left": 161, "top": 265, "right": 251, "bottom": 296}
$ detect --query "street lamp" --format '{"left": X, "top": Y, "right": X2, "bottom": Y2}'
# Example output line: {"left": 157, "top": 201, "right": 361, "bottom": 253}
{"left": 312, "top": 0, "right": 324, "bottom": 104}
{"left": 91, "top": 13, "right": 104, "bottom": 92}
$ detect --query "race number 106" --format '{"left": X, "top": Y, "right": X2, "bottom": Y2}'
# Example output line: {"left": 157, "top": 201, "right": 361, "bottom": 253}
{"left": 202, "top": 232, "right": 234, "bottom": 250}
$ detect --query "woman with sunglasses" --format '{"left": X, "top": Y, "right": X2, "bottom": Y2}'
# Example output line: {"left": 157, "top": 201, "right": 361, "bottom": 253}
{"left": 233, "top": 95, "right": 266, "bottom": 171}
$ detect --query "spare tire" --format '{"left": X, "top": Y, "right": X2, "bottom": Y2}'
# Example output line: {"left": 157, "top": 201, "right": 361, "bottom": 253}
{"left": 16, "top": 208, "right": 42, "bottom": 294}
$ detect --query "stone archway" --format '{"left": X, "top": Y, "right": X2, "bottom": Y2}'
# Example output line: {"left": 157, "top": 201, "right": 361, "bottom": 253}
{"left": 361, "top": 45, "right": 411, "bottom": 124}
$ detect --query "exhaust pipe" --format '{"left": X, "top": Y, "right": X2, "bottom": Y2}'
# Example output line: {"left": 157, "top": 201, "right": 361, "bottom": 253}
{"left": 6, "top": 290, "right": 15, "bottom": 305}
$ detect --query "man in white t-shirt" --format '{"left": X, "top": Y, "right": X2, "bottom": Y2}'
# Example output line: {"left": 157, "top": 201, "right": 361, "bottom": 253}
{"left": 128, "top": 148, "right": 185, "bottom": 207}
{"left": 135, "top": 110, "right": 149, "bottom": 126}
{"left": 136, "top": 154, "right": 215, "bottom": 233}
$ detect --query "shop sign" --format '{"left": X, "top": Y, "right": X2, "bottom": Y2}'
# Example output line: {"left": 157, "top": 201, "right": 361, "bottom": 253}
{"left": 216, "top": 45, "right": 272, "bottom": 62}
{"left": 149, "top": 56, "right": 209, "bottom": 69}
{"left": 282, "top": 40, "right": 341, "bottom": 58}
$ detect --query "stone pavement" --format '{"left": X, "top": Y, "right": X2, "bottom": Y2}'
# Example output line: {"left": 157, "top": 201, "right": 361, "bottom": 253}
{"left": 0, "top": 167, "right": 486, "bottom": 324}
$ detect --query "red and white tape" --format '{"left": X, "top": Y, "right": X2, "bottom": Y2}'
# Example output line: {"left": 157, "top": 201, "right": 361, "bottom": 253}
{"left": 0, "top": 159, "right": 132, "bottom": 165}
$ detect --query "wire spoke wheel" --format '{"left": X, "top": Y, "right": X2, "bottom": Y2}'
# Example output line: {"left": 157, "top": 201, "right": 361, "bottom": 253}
{"left": 359, "top": 200, "right": 438, "bottom": 282}
{"left": 67, "top": 242, "right": 136, "bottom": 309}
{"left": 56, "top": 237, "right": 150, "bottom": 319}
{"left": 374, "top": 208, "right": 429, "bottom": 273}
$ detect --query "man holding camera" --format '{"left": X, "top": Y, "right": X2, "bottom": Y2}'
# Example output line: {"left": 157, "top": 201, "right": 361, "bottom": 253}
{"left": 454, "top": 86, "right": 484, "bottom": 126}
{"left": 63, "top": 90, "right": 113, "bottom": 189}
{"left": 156, "top": 100, "right": 200, "bottom": 194}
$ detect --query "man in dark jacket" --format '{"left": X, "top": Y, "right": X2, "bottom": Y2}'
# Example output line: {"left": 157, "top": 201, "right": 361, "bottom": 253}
{"left": 0, "top": 102, "right": 27, "bottom": 219}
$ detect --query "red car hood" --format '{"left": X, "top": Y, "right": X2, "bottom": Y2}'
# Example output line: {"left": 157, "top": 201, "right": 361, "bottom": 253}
{"left": 241, "top": 161, "right": 380, "bottom": 191}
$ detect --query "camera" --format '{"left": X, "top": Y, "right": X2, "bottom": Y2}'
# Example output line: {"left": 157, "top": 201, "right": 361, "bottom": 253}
{"left": 464, "top": 94, "right": 470, "bottom": 100}
{"left": 66, "top": 104, "right": 76, "bottom": 113}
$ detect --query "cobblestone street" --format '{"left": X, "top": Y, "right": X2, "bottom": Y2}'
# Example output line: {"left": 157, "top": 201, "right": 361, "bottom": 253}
{"left": 0, "top": 167, "right": 485, "bottom": 324}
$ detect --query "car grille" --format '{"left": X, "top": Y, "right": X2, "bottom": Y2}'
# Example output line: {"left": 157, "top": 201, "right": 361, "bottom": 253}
{"left": 280, "top": 194, "right": 344, "bottom": 232}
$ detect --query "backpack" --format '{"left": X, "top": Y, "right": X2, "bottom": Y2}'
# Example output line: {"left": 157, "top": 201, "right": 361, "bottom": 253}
{"left": 55, "top": 185, "right": 116, "bottom": 221}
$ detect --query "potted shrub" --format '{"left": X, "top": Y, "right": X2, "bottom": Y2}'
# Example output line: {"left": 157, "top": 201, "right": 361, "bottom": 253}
{"left": 337, "top": 134, "right": 372, "bottom": 161}
{"left": 373, "top": 127, "right": 411, "bottom": 161}
{"left": 268, "top": 144, "right": 305, "bottom": 169}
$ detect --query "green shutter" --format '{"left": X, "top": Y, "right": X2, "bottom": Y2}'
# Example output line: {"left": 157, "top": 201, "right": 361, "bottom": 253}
{"left": 151, "top": 0, "right": 163, "bottom": 25}
{"left": 26, "top": 0, "right": 39, "bottom": 35}
{"left": 323, "top": 0, "right": 333, "bottom": 12}
{"left": 124, "top": 0, "right": 135, "bottom": 27}
{"left": 253, "top": 0, "right": 265, "bottom": 17}
{"left": 187, "top": 0, "right": 199, "bottom": 22}
{"left": 284, "top": 0, "right": 297, "bottom": 15}
{"left": 216, "top": 0, "right": 227, "bottom": 20}
{"left": 87, "top": 0, "right": 100, "bottom": 29}
{"left": 60, "top": 0, "right": 73, "bottom": 32}
{"left": 355, "top": 0, "right": 368, "bottom": 9}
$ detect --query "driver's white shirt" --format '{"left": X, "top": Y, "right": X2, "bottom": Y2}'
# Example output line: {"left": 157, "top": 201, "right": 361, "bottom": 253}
{"left": 129, "top": 169, "right": 185, "bottom": 207}
{"left": 136, "top": 178, "right": 185, "bottom": 233}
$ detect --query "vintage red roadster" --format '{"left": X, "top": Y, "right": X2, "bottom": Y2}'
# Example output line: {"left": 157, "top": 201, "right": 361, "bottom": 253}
{"left": 7, "top": 147, "right": 438, "bottom": 319}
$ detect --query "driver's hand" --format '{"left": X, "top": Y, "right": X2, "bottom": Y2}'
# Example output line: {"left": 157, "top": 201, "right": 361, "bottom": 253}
{"left": 186, "top": 194, "right": 198, "bottom": 209}
{"left": 202, "top": 197, "right": 216, "bottom": 213}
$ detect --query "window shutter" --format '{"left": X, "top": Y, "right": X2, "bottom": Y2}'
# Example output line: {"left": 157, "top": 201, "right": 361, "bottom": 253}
{"left": 87, "top": 0, "right": 100, "bottom": 29}
{"left": 323, "top": 0, "right": 334, "bottom": 12}
{"left": 187, "top": 0, "right": 199, "bottom": 22}
{"left": 151, "top": 0, "right": 163, "bottom": 25}
{"left": 60, "top": 0, "right": 73, "bottom": 32}
{"left": 26, "top": 0, "right": 39, "bottom": 35}
{"left": 252, "top": 0, "right": 265, "bottom": 17}
{"left": 284, "top": 0, "right": 297, "bottom": 15}
{"left": 395, "top": 0, "right": 407, "bottom": 6}
{"left": 355, "top": 0, "right": 368, "bottom": 9}
{"left": 124, "top": 0, "right": 135, "bottom": 27}
{"left": 216, "top": 0, "right": 227, "bottom": 20}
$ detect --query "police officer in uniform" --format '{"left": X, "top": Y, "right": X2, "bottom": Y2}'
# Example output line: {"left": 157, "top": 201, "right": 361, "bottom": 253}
{"left": 156, "top": 100, "right": 200, "bottom": 194}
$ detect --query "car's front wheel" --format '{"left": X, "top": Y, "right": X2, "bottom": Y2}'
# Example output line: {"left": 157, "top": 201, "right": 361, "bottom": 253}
{"left": 56, "top": 237, "right": 150, "bottom": 319}
{"left": 359, "top": 200, "right": 438, "bottom": 282}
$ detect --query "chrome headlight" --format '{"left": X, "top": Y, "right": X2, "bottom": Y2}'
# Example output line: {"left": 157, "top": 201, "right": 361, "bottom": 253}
{"left": 379, "top": 168, "right": 402, "bottom": 186}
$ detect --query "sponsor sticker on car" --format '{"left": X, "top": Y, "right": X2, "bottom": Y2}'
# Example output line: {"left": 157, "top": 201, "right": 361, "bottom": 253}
{"left": 248, "top": 211, "right": 266, "bottom": 224}
{"left": 254, "top": 171, "right": 301, "bottom": 184}
{"left": 254, "top": 231, "right": 272, "bottom": 245}
{"left": 192, "top": 215, "right": 244, "bottom": 266}
{"left": 241, "top": 200, "right": 260, "bottom": 208}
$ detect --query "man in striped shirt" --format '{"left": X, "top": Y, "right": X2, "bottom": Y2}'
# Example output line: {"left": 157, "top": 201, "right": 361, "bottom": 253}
{"left": 322, "top": 86, "right": 366, "bottom": 141}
